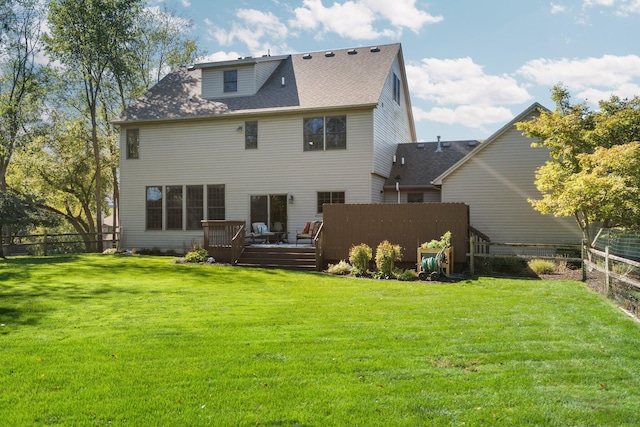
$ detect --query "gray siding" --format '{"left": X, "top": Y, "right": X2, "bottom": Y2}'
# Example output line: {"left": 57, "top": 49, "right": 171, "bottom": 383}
{"left": 372, "top": 57, "right": 413, "bottom": 181}
{"left": 201, "top": 65, "right": 255, "bottom": 99}
{"left": 119, "top": 110, "right": 375, "bottom": 252}
{"left": 255, "top": 59, "right": 284, "bottom": 90}
{"left": 440, "top": 122, "right": 581, "bottom": 245}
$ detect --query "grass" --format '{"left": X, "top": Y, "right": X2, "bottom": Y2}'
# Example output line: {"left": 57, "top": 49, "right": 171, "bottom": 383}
{"left": 1, "top": 254, "right": 640, "bottom": 426}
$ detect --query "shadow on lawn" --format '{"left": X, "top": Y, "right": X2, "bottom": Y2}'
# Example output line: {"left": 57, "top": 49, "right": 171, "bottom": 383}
{"left": 0, "top": 255, "right": 149, "bottom": 329}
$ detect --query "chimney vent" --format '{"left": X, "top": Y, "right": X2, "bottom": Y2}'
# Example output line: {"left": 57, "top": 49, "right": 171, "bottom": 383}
{"left": 435, "top": 136, "right": 442, "bottom": 153}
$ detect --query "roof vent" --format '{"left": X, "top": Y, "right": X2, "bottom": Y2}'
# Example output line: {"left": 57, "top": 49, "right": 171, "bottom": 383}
{"left": 468, "top": 141, "right": 478, "bottom": 146}
{"left": 442, "top": 141, "right": 450, "bottom": 147}
{"left": 347, "top": 49, "right": 357, "bottom": 55}
{"left": 416, "top": 143, "right": 425, "bottom": 149}
{"left": 186, "top": 64, "right": 195, "bottom": 71}
{"left": 302, "top": 53, "right": 312, "bottom": 59}
{"left": 324, "top": 51, "right": 335, "bottom": 57}
{"left": 370, "top": 46, "right": 380, "bottom": 53}
{"left": 435, "top": 136, "right": 442, "bottom": 153}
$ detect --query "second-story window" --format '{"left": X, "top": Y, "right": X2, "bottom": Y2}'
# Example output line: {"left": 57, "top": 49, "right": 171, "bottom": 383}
{"left": 224, "top": 70, "right": 237, "bottom": 92}
{"left": 245, "top": 121, "right": 258, "bottom": 149}
{"left": 303, "top": 116, "right": 347, "bottom": 151}
{"left": 126, "top": 129, "right": 139, "bottom": 159}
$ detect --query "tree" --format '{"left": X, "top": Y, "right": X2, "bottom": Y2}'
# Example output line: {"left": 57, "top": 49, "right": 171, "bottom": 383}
{"left": 134, "top": 5, "right": 203, "bottom": 91}
{"left": 0, "top": 0, "right": 47, "bottom": 190}
{"left": 0, "top": 191, "right": 55, "bottom": 257}
{"left": 0, "top": 0, "right": 48, "bottom": 254}
{"left": 517, "top": 85, "right": 640, "bottom": 245}
{"left": 9, "top": 115, "right": 112, "bottom": 252}
{"left": 44, "top": 0, "right": 143, "bottom": 251}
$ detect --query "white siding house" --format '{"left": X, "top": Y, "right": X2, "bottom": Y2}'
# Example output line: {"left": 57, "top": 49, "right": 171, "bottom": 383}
{"left": 432, "top": 103, "right": 582, "bottom": 246}
{"left": 114, "top": 44, "right": 416, "bottom": 253}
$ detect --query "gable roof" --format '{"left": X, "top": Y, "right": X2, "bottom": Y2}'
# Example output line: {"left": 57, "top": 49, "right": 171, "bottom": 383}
{"left": 384, "top": 140, "right": 480, "bottom": 190}
{"left": 431, "top": 102, "right": 549, "bottom": 186}
{"left": 114, "top": 43, "right": 407, "bottom": 125}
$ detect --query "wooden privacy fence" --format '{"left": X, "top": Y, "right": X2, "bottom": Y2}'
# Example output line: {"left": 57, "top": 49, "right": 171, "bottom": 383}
{"left": 322, "top": 203, "right": 469, "bottom": 267}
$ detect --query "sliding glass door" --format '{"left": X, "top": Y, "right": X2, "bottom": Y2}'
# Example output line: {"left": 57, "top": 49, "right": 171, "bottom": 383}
{"left": 250, "top": 194, "right": 287, "bottom": 232}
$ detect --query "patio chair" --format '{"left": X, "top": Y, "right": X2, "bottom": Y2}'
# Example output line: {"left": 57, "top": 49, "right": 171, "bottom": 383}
{"left": 249, "top": 222, "right": 275, "bottom": 244}
{"left": 296, "top": 221, "right": 321, "bottom": 246}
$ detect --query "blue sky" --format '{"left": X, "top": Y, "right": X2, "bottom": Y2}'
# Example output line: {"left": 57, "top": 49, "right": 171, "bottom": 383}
{"left": 151, "top": 0, "right": 640, "bottom": 141}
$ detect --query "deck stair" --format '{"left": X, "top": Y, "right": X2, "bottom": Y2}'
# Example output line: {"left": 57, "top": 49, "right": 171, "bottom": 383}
{"left": 237, "top": 245, "right": 317, "bottom": 270}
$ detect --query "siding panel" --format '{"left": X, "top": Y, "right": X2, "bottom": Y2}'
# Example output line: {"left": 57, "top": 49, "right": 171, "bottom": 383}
{"left": 120, "top": 110, "right": 376, "bottom": 252}
{"left": 441, "top": 121, "right": 581, "bottom": 245}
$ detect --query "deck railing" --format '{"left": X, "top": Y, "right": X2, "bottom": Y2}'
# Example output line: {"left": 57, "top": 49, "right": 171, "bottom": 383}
{"left": 314, "top": 221, "right": 324, "bottom": 271}
{"left": 201, "top": 220, "right": 246, "bottom": 264}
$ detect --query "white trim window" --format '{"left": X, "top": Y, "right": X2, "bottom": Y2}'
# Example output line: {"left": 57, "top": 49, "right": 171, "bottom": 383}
{"left": 303, "top": 116, "right": 346, "bottom": 151}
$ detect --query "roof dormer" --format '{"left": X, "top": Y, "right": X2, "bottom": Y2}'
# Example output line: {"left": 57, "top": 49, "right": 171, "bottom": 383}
{"left": 197, "top": 55, "right": 288, "bottom": 100}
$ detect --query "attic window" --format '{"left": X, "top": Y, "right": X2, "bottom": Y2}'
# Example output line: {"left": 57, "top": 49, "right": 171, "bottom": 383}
{"left": 347, "top": 49, "right": 357, "bottom": 55}
{"left": 392, "top": 73, "right": 401, "bottom": 104}
{"left": 370, "top": 46, "right": 380, "bottom": 53}
{"left": 303, "top": 53, "right": 312, "bottom": 59}
{"left": 224, "top": 70, "right": 237, "bottom": 92}
{"left": 324, "top": 51, "right": 334, "bottom": 57}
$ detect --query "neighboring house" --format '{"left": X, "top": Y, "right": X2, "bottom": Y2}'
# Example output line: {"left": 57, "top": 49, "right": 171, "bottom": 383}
{"left": 114, "top": 43, "right": 415, "bottom": 252}
{"left": 432, "top": 102, "right": 582, "bottom": 246}
{"left": 383, "top": 138, "right": 480, "bottom": 203}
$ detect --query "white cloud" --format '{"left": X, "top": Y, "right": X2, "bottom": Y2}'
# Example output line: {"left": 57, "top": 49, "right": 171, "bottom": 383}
{"left": 622, "top": 0, "right": 640, "bottom": 13}
{"left": 406, "top": 57, "right": 531, "bottom": 106}
{"left": 180, "top": 0, "right": 191, "bottom": 6}
{"left": 550, "top": 3, "right": 567, "bottom": 13}
{"left": 584, "top": 0, "right": 617, "bottom": 6}
{"left": 198, "top": 50, "right": 244, "bottom": 63}
{"left": 582, "top": 0, "right": 640, "bottom": 14}
{"left": 517, "top": 54, "right": 640, "bottom": 98}
{"left": 414, "top": 105, "right": 514, "bottom": 128}
{"left": 206, "top": 9, "right": 290, "bottom": 56}
{"left": 289, "top": 0, "right": 442, "bottom": 40}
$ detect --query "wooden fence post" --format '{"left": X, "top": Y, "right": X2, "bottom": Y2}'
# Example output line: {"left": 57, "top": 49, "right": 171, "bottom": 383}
{"left": 604, "top": 245, "right": 610, "bottom": 296}
{"left": 469, "top": 236, "right": 475, "bottom": 276}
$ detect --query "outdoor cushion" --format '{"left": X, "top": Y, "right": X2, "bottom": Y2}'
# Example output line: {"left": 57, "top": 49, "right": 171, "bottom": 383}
{"left": 302, "top": 222, "right": 311, "bottom": 234}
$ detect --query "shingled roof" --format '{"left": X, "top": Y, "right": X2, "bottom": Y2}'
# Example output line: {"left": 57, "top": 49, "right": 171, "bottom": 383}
{"left": 114, "top": 43, "right": 404, "bottom": 124}
{"left": 384, "top": 140, "right": 481, "bottom": 190}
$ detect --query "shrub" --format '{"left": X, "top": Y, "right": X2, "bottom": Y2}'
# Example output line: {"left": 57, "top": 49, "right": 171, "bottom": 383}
{"left": 349, "top": 243, "right": 372, "bottom": 273}
{"left": 327, "top": 260, "right": 352, "bottom": 275}
{"left": 137, "top": 247, "right": 163, "bottom": 255}
{"left": 395, "top": 268, "right": 418, "bottom": 281}
{"left": 184, "top": 248, "right": 209, "bottom": 263}
{"left": 528, "top": 259, "right": 556, "bottom": 275}
{"left": 421, "top": 231, "right": 452, "bottom": 249}
{"left": 375, "top": 240, "right": 402, "bottom": 279}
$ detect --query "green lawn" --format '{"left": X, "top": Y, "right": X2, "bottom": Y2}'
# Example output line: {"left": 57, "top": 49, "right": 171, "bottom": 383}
{"left": 1, "top": 254, "right": 640, "bottom": 426}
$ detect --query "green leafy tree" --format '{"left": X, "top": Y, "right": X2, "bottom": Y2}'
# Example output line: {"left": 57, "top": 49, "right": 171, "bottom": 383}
{"left": 0, "top": 0, "right": 47, "bottom": 190}
{"left": 44, "top": 0, "right": 143, "bottom": 251}
{"left": 517, "top": 85, "right": 640, "bottom": 244}
{"left": 0, "top": 0, "right": 48, "bottom": 252}
{"left": 9, "top": 116, "right": 112, "bottom": 252}
{"left": 0, "top": 191, "right": 55, "bottom": 257}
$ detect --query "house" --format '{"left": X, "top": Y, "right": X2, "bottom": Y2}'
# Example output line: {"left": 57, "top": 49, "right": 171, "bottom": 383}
{"left": 113, "top": 43, "right": 416, "bottom": 253}
{"left": 432, "top": 102, "right": 582, "bottom": 247}
{"left": 383, "top": 139, "right": 480, "bottom": 203}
